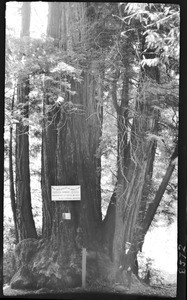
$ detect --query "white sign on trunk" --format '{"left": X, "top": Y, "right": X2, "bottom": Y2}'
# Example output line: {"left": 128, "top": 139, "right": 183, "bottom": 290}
{"left": 51, "top": 185, "right": 81, "bottom": 201}
{"left": 62, "top": 213, "right": 71, "bottom": 220}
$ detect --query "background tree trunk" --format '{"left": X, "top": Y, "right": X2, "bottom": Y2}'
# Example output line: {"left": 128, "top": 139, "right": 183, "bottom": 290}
{"left": 139, "top": 147, "right": 177, "bottom": 240}
{"left": 9, "top": 90, "right": 19, "bottom": 244}
{"left": 15, "top": 2, "right": 37, "bottom": 241}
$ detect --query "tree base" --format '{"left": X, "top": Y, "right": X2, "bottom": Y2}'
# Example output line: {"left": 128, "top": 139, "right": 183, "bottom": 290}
{"left": 10, "top": 238, "right": 110, "bottom": 290}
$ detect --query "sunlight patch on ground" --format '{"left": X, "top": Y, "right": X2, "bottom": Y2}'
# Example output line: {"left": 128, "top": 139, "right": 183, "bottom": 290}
{"left": 143, "top": 220, "right": 177, "bottom": 277}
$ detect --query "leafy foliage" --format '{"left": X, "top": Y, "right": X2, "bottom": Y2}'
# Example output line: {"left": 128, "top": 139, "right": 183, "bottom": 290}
{"left": 3, "top": 218, "right": 17, "bottom": 284}
{"left": 138, "top": 254, "right": 165, "bottom": 286}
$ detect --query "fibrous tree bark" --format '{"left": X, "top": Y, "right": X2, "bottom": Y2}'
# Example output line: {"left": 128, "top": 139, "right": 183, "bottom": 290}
{"left": 42, "top": 2, "right": 103, "bottom": 244}
{"left": 103, "top": 26, "right": 178, "bottom": 282}
{"left": 113, "top": 88, "right": 159, "bottom": 273}
{"left": 9, "top": 89, "right": 19, "bottom": 244}
{"left": 15, "top": 2, "right": 37, "bottom": 241}
{"left": 11, "top": 2, "right": 104, "bottom": 290}
{"left": 103, "top": 34, "right": 162, "bottom": 280}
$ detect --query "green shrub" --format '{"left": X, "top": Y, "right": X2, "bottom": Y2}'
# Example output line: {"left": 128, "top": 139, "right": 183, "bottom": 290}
{"left": 138, "top": 253, "right": 165, "bottom": 286}
{"left": 3, "top": 219, "right": 17, "bottom": 285}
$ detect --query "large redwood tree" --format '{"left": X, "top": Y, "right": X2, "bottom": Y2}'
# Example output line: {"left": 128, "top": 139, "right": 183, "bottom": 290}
{"left": 10, "top": 2, "right": 178, "bottom": 290}
{"left": 15, "top": 2, "right": 37, "bottom": 241}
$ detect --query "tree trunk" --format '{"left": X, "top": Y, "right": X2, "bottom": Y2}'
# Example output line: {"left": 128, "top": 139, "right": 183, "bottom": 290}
{"left": 140, "top": 149, "right": 177, "bottom": 238}
{"left": 15, "top": 2, "right": 37, "bottom": 241}
{"left": 16, "top": 2, "right": 104, "bottom": 289}
{"left": 9, "top": 91, "right": 19, "bottom": 244}
{"left": 129, "top": 149, "right": 177, "bottom": 276}
{"left": 111, "top": 63, "right": 160, "bottom": 279}
{"left": 130, "top": 140, "right": 157, "bottom": 276}
{"left": 103, "top": 32, "right": 164, "bottom": 281}
{"left": 41, "top": 85, "right": 57, "bottom": 238}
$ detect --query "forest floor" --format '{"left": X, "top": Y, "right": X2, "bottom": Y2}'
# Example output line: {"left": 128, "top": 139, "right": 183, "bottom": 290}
{"left": 3, "top": 281, "right": 177, "bottom": 298}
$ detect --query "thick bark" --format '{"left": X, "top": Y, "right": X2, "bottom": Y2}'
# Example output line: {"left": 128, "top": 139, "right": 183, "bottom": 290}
{"left": 134, "top": 137, "right": 157, "bottom": 243}
{"left": 111, "top": 71, "right": 160, "bottom": 278}
{"left": 102, "top": 69, "right": 131, "bottom": 262}
{"left": 129, "top": 48, "right": 176, "bottom": 275}
{"left": 130, "top": 139, "right": 157, "bottom": 276}
{"left": 36, "top": 2, "right": 104, "bottom": 287}
{"left": 15, "top": 2, "right": 37, "bottom": 241}
{"left": 107, "top": 33, "right": 163, "bottom": 279}
{"left": 42, "top": 1, "right": 103, "bottom": 242}
{"left": 9, "top": 92, "right": 19, "bottom": 244}
{"left": 101, "top": 191, "right": 116, "bottom": 260}
{"left": 41, "top": 90, "right": 57, "bottom": 238}
{"left": 16, "top": 81, "right": 37, "bottom": 241}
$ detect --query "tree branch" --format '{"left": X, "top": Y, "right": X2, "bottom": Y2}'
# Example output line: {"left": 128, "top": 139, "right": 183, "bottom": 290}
{"left": 111, "top": 71, "right": 120, "bottom": 114}
{"left": 141, "top": 143, "right": 178, "bottom": 236}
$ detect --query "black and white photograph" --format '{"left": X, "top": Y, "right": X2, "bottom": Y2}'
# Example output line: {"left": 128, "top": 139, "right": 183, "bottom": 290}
{"left": 2, "top": 2, "right": 185, "bottom": 299}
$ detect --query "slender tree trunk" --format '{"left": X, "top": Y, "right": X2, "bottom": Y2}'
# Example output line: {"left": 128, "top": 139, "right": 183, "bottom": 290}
{"left": 15, "top": 2, "right": 37, "bottom": 241}
{"left": 129, "top": 149, "right": 177, "bottom": 275}
{"left": 140, "top": 148, "right": 177, "bottom": 237}
{"left": 9, "top": 90, "right": 19, "bottom": 244}
{"left": 41, "top": 81, "right": 57, "bottom": 238}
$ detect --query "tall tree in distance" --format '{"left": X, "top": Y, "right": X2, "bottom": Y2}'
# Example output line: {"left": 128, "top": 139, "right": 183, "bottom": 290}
{"left": 9, "top": 88, "right": 19, "bottom": 244}
{"left": 15, "top": 2, "right": 37, "bottom": 241}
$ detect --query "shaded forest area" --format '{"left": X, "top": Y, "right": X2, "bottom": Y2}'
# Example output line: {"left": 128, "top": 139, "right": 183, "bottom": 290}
{"left": 3, "top": 2, "right": 181, "bottom": 297}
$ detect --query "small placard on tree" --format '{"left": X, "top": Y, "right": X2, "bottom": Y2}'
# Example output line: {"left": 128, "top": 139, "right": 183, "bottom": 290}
{"left": 62, "top": 213, "right": 71, "bottom": 220}
{"left": 51, "top": 185, "right": 81, "bottom": 201}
